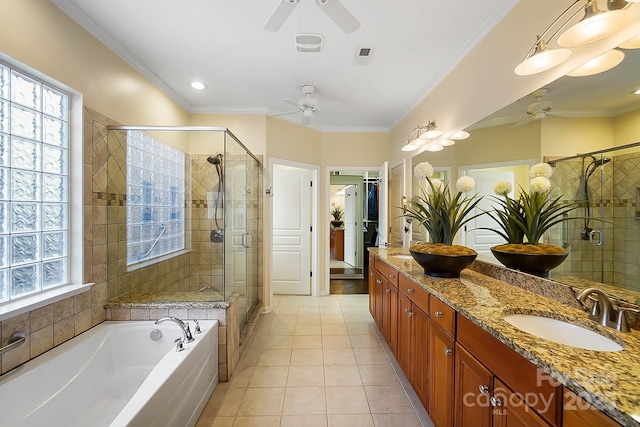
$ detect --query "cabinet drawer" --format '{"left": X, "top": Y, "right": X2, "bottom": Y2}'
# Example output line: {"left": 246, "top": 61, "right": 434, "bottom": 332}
{"left": 563, "top": 389, "right": 622, "bottom": 427}
{"left": 373, "top": 257, "right": 389, "bottom": 279}
{"left": 387, "top": 266, "right": 399, "bottom": 286}
{"left": 399, "top": 275, "right": 429, "bottom": 314}
{"left": 429, "top": 295, "right": 455, "bottom": 338}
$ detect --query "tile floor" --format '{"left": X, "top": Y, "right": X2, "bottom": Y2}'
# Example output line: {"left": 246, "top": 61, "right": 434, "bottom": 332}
{"left": 196, "top": 294, "right": 432, "bottom": 427}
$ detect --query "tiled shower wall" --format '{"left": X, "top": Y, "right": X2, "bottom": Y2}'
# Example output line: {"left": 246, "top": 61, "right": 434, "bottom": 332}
{"left": 549, "top": 153, "right": 640, "bottom": 291}
{"left": 0, "top": 107, "right": 111, "bottom": 374}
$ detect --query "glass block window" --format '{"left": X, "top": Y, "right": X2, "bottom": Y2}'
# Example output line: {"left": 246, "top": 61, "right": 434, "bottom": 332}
{"left": 126, "top": 131, "right": 185, "bottom": 266}
{"left": 0, "top": 64, "right": 69, "bottom": 303}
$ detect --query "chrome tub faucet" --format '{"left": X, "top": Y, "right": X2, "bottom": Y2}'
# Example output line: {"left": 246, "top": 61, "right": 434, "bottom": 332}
{"left": 155, "top": 316, "right": 194, "bottom": 343}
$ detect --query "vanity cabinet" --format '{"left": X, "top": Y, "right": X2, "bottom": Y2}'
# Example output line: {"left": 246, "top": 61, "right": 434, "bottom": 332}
{"left": 369, "top": 258, "right": 399, "bottom": 357}
{"left": 429, "top": 315, "right": 456, "bottom": 427}
{"left": 454, "top": 344, "right": 493, "bottom": 427}
{"left": 399, "top": 293, "right": 429, "bottom": 407}
{"left": 562, "top": 390, "right": 622, "bottom": 427}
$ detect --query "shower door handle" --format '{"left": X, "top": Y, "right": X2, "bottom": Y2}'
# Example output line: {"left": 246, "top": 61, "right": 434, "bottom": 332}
{"left": 562, "top": 213, "right": 570, "bottom": 249}
{"left": 242, "top": 232, "right": 254, "bottom": 249}
{"left": 589, "top": 229, "right": 603, "bottom": 246}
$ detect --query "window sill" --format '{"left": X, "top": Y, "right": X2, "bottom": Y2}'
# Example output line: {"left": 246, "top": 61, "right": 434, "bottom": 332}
{"left": 0, "top": 283, "right": 91, "bottom": 322}
{"left": 127, "top": 249, "right": 192, "bottom": 272}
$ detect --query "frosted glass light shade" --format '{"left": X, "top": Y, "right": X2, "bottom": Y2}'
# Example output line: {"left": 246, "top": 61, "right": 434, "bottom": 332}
{"left": 515, "top": 47, "right": 571, "bottom": 76}
{"left": 619, "top": 34, "right": 640, "bottom": 49}
{"left": 440, "top": 139, "right": 456, "bottom": 147}
{"left": 557, "top": 9, "right": 630, "bottom": 48}
{"left": 424, "top": 128, "right": 443, "bottom": 139}
{"left": 566, "top": 49, "right": 624, "bottom": 77}
{"left": 450, "top": 130, "right": 470, "bottom": 140}
{"left": 425, "top": 143, "right": 444, "bottom": 152}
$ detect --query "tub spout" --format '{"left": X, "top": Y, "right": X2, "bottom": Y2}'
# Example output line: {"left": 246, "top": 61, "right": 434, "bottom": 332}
{"left": 155, "top": 317, "right": 194, "bottom": 343}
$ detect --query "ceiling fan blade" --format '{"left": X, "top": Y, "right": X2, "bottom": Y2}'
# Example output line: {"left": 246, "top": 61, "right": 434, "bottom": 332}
{"left": 513, "top": 116, "right": 532, "bottom": 128}
{"left": 264, "top": 0, "right": 299, "bottom": 32}
{"left": 315, "top": 0, "right": 360, "bottom": 34}
{"left": 282, "top": 98, "right": 301, "bottom": 108}
{"left": 546, "top": 111, "right": 573, "bottom": 119}
{"left": 272, "top": 110, "right": 299, "bottom": 117}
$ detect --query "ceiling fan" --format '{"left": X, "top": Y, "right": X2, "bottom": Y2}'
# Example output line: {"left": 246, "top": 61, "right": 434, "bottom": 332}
{"left": 273, "top": 85, "right": 323, "bottom": 126}
{"left": 264, "top": 0, "right": 360, "bottom": 34}
{"left": 513, "top": 88, "right": 572, "bottom": 128}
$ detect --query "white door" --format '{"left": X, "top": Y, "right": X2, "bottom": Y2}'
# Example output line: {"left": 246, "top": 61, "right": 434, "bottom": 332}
{"left": 272, "top": 167, "right": 311, "bottom": 295}
{"left": 344, "top": 185, "right": 357, "bottom": 266}
{"left": 389, "top": 164, "right": 403, "bottom": 247}
{"left": 463, "top": 170, "right": 515, "bottom": 257}
{"left": 378, "top": 161, "right": 388, "bottom": 247}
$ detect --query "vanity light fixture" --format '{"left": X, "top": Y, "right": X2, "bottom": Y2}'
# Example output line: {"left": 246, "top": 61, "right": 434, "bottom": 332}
{"left": 450, "top": 130, "right": 470, "bottom": 140}
{"left": 440, "top": 139, "right": 456, "bottom": 147}
{"left": 557, "top": 1, "right": 630, "bottom": 48}
{"left": 566, "top": 49, "right": 625, "bottom": 76}
{"left": 619, "top": 33, "right": 640, "bottom": 49}
{"left": 190, "top": 81, "right": 207, "bottom": 90}
{"left": 422, "top": 121, "right": 444, "bottom": 139}
{"left": 633, "top": 88, "right": 640, "bottom": 95}
{"left": 425, "top": 143, "right": 444, "bottom": 152}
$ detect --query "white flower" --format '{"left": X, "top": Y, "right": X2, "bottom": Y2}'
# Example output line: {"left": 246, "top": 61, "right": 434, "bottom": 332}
{"left": 493, "top": 180, "right": 512, "bottom": 196}
{"left": 427, "top": 178, "right": 445, "bottom": 194}
{"left": 530, "top": 162, "right": 553, "bottom": 179}
{"left": 456, "top": 176, "right": 476, "bottom": 193}
{"left": 530, "top": 176, "right": 551, "bottom": 194}
{"left": 414, "top": 161, "right": 434, "bottom": 180}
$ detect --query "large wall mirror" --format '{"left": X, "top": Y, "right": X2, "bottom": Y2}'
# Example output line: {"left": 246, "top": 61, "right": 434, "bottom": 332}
{"left": 411, "top": 47, "right": 640, "bottom": 302}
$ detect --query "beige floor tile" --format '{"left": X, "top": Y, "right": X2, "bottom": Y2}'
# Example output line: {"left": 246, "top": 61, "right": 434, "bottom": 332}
{"left": 270, "top": 315, "right": 297, "bottom": 326}
{"left": 371, "top": 413, "right": 422, "bottom": 427}
{"left": 281, "top": 414, "right": 328, "bottom": 427}
{"left": 320, "top": 314, "right": 345, "bottom": 324}
{"left": 282, "top": 386, "right": 327, "bottom": 415}
{"left": 354, "top": 348, "right": 389, "bottom": 365}
{"left": 322, "top": 335, "right": 352, "bottom": 349}
{"left": 295, "top": 324, "right": 322, "bottom": 335}
{"left": 328, "top": 414, "right": 375, "bottom": 427}
{"left": 323, "top": 348, "right": 356, "bottom": 365}
{"left": 297, "top": 307, "right": 321, "bottom": 315}
{"left": 318, "top": 307, "right": 343, "bottom": 315}
{"left": 343, "top": 314, "right": 374, "bottom": 324}
{"left": 296, "top": 314, "right": 321, "bottom": 324}
{"left": 268, "top": 324, "right": 296, "bottom": 335}
{"left": 291, "top": 348, "right": 324, "bottom": 365}
{"left": 322, "top": 324, "right": 349, "bottom": 335}
{"left": 232, "top": 416, "right": 281, "bottom": 427}
{"left": 293, "top": 335, "right": 323, "bottom": 349}
{"left": 316, "top": 298, "right": 341, "bottom": 307}
{"left": 341, "top": 306, "right": 371, "bottom": 315}
{"left": 273, "top": 307, "right": 299, "bottom": 315}
{"left": 277, "top": 299, "right": 301, "bottom": 307}
{"left": 324, "top": 364, "right": 363, "bottom": 386}
{"left": 365, "top": 385, "right": 414, "bottom": 414}
{"left": 349, "top": 334, "right": 382, "bottom": 349}
{"left": 201, "top": 384, "right": 246, "bottom": 417}
{"left": 288, "top": 365, "right": 325, "bottom": 387}
{"left": 238, "top": 348, "right": 262, "bottom": 366}
{"left": 262, "top": 334, "right": 294, "bottom": 349}
{"left": 358, "top": 364, "right": 400, "bottom": 386}
{"left": 326, "top": 386, "right": 371, "bottom": 414}
{"left": 256, "top": 349, "right": 291, "bottom": 366}
{"left": 248, "top": 366, "right": 289, "bottom": 387}
{"left": 237, "top": 387, "right": 285, "bottom": 416}
{"left": 196, "top": 416, "right": 235, "bottom": 427}
{"left": 229, "top": 365, "right": 255, "bottom": 388}
{"left": 347, "top": 324, "right": 378, "bottom": 335}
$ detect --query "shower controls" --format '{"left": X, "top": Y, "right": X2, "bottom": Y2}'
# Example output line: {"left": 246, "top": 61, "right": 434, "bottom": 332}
{"left": 211, "top": 229, "right": 224, "bottom": 242}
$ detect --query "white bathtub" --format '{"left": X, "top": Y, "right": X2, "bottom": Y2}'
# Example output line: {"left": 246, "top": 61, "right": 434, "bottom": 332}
{"left": 0, "top": 320, "right": 219, "bottom": 427}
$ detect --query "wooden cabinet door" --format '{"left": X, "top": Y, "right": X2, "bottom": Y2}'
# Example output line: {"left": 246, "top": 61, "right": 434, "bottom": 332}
{"left": 410, "top": 305, "right": 429, "bottom": 408}
{"left": 429, "top": 320, "right": 455, "bottom": 427}
{"left": 382, "top": 280, "right": 391, "bottom": 341}
{"left": 455, "top": 344, "right": 493, "bottom": 427}
{"left": 388, "top": 283, "right": 398, "bottom": 358}
{"left": 563, "top": 389, "right": 622, "bottom": 427}
{"left": 373, "top": 270, "right": 384, "bottom": 330}
{"left": 493, "top": 379, "right": 549, "bottom": 427}
{"left": 397, "top": 294, "right": 412, "bottom": 378}
{"left": 368, "top": 266, "right": 376, "bottom": 316}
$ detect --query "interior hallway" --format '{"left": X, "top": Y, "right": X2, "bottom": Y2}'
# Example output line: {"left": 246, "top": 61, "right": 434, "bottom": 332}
{"left": 196, "top": 294, "right": 432, "bottom": 427}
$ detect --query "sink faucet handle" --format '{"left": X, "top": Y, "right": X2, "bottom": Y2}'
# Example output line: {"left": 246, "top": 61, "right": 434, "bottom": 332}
{"left": 184, "top": 322, "right": 194, "bottom": 342}
{"left": 193, "top": 319, "right": 201, "bottom": 334}
{"left": 174, "top": 337, "right": 185, "bottom": 352}
{"left": 615, "top": 307, "right": 640, "bottom": 333}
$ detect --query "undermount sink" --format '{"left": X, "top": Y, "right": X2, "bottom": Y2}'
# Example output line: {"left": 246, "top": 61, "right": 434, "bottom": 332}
{"left": 503, "top": 314, "right": 623, "bottom": 352}
{"left": 392, "top": 255, "right": 414, "bottom": 260}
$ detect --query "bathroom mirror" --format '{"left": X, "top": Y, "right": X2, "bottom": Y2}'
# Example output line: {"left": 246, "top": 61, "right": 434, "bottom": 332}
{"left": 411, "top": 47, "right": 640, "bottom": 302}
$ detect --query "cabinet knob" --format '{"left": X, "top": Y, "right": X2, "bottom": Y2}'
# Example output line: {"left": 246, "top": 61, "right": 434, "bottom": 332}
{"left": 408, "top": 311, "right": 414, "bottom": 317}
{"left": 376, "top": 279, "right": 382, "bottom": 284}
{"left": 479, "top": 385, "right": 489, "bottom": 394}
{"left": 407, "top": 288, "right": 414, "bottom": 293}
{"left": 404, "top": 308, "right": 410, "bottom": 313}
{"left": 434, "top": 310, "right": 443, "bottom": 318}
{"left": 490, "top": 396, "right": 503, "bottom": 407}
{"left": 385, "top": 289, "right": 390, "bottom": 293}
{"left": 389, "top": 273, "right": 395, "bottom": 278}
{"left": 444, "top": 348, "right": 452, "bottom": 356}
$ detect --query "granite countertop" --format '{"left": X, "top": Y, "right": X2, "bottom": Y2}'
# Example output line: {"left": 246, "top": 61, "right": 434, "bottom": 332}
{"left": 105, "top": 290, "right": 231, "bottom": 309}
{"left": 371, "top": 248, "right": 640, "bottom": 426}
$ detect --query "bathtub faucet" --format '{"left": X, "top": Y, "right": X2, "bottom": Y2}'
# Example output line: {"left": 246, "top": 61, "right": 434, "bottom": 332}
{"left": 155, "top": 317, "right": 195, "bottom": 343}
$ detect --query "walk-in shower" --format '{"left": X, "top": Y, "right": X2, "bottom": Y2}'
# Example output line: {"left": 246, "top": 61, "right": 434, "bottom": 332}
{"left": 104, "top": 126, "right": 262, "bottom": 332}
{"left": 548, "top": 142, "right": 640, "bottom": 291}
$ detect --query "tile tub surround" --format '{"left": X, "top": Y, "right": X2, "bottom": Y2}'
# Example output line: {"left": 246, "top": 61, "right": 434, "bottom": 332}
{"left": 372, "top": 248, "right": 640, "bottom": 426}
{"left": 106, "top": 291, "right": 243, "bottom": 381}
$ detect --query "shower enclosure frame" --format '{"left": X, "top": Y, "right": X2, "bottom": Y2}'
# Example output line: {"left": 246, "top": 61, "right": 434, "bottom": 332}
{"left": 105, "top": 125, "right": 262, "bottom": 330}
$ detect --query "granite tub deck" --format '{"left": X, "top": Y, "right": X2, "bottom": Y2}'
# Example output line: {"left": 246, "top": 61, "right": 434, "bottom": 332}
{"left": 373, "top": 248, "right": 640, "bottom": 426}
{"left": 105, "top": 291, "right": 243, "bottom": 381}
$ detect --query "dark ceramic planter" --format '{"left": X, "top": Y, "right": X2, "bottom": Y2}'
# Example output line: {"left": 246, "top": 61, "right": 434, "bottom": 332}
{"left": 490, "top": 247, "right": 568, "bottom": 278}
{"left": 409, "top": 249, "right": 477, "bottom": 278}
{"left": 331, "top": 220, "right": 343, "bottom": 228}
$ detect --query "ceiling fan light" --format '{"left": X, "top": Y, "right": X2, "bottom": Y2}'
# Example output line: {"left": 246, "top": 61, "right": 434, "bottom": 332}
{"left": 619, "top": 33, "right": 640, "bottom": 49}
{"left": 557, "top": 5, "right": 630, "bottom": 48}
{"left": 440, "top": 139, "right": 456, "bottom": 147}
{"left": 514, "top": 42, "right": 571, "bottom": 76}
{"left": 566, "top": 49, "right": 625, "bottom": 77}
{"left": 450, "top": 130, "right": 470, "bottom": 140}
{"left": 190, "top": 81, "right": 207, "bottom": 90}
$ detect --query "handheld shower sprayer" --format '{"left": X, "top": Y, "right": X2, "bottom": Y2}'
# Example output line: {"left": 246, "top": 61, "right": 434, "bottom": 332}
{"left": 207, "top": 154, "right": 225, "bottom": 242}
{"left": 581, "top": 155, "right": 611, "bottom": 240}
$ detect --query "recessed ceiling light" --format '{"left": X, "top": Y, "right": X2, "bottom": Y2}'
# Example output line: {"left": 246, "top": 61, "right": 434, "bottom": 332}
{"left": 191, "top": 81, "right": 207, "bottom": 90}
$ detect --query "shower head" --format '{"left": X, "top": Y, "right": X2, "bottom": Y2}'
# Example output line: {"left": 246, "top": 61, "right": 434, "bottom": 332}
{"left": 594, "top": 157, "right": 611, "bottom": 167}
{"left": 207, "top": 155, "right": 222, "bottom": 165}
{"left": 585, "top": 156, "right": 611, "bottom": 181}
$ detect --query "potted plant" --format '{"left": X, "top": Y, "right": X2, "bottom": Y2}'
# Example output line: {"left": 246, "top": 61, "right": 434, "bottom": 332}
{"left": 404, "top": 161, "right": 483, "bottom": 277}
{"left": 484, "top": 162, "right": 581, "bottom": 277}
{"left": 330, "top": 205, "right": 344, "bottom": 228}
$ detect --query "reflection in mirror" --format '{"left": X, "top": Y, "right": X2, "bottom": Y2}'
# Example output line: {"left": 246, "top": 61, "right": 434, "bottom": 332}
{"left": 413, "top": 48, "right": 640, "bottom": 302}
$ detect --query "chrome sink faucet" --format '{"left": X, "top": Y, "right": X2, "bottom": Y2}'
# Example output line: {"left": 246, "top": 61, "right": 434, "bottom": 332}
{"left": 576, "top": 288, "right": 639, "bottom": 333}
{"left": 155, "top": 316, "right": 195, "bottom": 343}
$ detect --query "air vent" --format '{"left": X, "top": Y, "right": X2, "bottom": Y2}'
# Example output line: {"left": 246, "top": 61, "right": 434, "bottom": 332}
{"left": 294, "top": 33, "right": 323, "bottom": 53}
{"left": 353, "top": 46, "right": 374, "bottom": 66}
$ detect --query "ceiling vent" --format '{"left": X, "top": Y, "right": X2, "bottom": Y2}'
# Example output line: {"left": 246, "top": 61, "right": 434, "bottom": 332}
{"left": 353, "top": 47, "right": 374, "bottom": 66}
{"left": 294, "top": 33, "right": 323, "bottom": 53}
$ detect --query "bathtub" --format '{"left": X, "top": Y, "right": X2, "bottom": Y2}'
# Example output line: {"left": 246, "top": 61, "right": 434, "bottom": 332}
{"left": 0, "top": 320, "right": 219, "bottom": 427}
